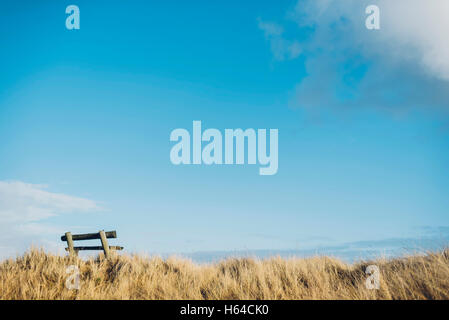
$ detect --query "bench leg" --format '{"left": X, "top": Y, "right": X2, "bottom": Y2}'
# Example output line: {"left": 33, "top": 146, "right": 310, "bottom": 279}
{"left": 99, "top": 230, "right": 111, "bottom": 259}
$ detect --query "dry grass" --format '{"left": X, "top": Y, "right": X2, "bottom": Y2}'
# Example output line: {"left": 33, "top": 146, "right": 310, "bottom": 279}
{"left": 1, "top": 248, "right": 448, "bottom": 299}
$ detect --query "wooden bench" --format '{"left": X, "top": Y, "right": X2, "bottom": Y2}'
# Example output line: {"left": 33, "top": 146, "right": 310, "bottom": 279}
{"left": 61, "top": 230, "right": 123, "bottom": 258}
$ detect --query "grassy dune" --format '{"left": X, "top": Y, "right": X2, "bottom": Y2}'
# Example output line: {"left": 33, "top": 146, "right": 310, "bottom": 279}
{"left": 0, "top": 248, "right": 448, "bottom": 299}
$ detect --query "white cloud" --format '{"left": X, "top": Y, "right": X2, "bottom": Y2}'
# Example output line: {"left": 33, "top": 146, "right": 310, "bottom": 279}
{"left": 0, "top": 181, "right": 100, "bottom": 223}
{"left": 0, "top": 181, "right": 101, "bottom": 259}
{"left": 291, "top": 0, "right": 449, "bottom": 80}
{"left": 15, "top": 223, "right": 65, "bottom": 236}
{"left": 259, "top": 0, "right": 449, "bottom": 111}
{"left": 372, "top": 0, "right": 449, "bottom": 81}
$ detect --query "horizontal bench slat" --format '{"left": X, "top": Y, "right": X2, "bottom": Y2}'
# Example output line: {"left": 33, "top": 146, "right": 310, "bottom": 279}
{"left": 61, "top": 231, "right": 117, "bottom": 241}
{"left": 65, "top": 246, "right": 124, "bottom": 251}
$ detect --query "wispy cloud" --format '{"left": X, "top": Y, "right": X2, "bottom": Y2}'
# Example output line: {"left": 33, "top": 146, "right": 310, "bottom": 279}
{"left": 0, "top": 181, "right": 102, "bottom": 258}
{"left": 258, "top": 18, "right": 302, "bottom": 61}
{"left": 259, "top": 0, "right": 449, "bottom": 112}
{"left": 0, "top": 181, "right": 100, "bottom": 223}
{"left": 180, "top": 227, "right": 449, "bottom": 263}
{"left": 291, "top": 0, "right": 449, "bottom": 80}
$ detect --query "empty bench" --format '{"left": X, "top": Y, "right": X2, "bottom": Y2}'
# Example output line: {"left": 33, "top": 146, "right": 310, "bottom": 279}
{"left": 61, "top": 230, "right": 124, "bottom": 258}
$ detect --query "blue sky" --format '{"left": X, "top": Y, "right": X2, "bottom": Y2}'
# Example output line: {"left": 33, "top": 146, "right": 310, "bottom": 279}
{"left": 1, "top": 0, "right": 448, "bottom": 261}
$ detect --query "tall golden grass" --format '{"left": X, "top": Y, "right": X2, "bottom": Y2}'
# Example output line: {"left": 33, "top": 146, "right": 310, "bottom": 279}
{"left": 0, "top": 248, "right": 448, "bottom": 299}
